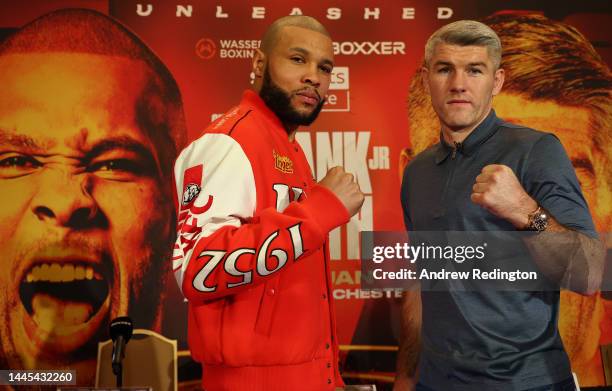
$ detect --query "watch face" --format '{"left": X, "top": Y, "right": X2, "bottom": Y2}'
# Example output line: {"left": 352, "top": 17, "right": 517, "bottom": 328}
{"left": 532, "top": 212, "right": 549, "bottom": 231}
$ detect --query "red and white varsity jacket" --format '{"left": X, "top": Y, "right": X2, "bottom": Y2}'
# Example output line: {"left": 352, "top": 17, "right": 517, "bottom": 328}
{"left": 173, "top": 90, "right": 349, "bottom": 390}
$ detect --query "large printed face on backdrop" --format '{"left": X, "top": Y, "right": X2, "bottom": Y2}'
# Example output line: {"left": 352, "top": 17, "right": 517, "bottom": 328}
{"left": 0, "top": 52, "right": 174, "bottom": 381}
{"left": 255, "top": 25, "right": 334, "bottom": 128}
{"left": 422, "top": 43, "right": 504, "bottom": 137}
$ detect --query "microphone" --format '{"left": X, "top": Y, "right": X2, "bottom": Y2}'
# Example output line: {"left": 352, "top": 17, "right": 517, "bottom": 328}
{"left": 110, "top": 316, "right": 133, "bottom": 377}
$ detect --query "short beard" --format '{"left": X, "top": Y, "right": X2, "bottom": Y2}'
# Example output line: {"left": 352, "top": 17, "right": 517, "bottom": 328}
{"left": 259, "top": 68, "right": 324, "bottom": 129}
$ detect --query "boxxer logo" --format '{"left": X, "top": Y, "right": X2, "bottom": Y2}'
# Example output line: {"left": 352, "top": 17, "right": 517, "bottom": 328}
{"left": 192, "top": 224, "right": 304, "bottom": 292}
{"left": 333, "top": 41, "right": 406, "bottom": 56}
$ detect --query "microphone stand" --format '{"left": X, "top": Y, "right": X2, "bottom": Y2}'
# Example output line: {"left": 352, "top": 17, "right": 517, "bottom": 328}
{"left": 116, "top": 364, "right": 122, "bottom": 388}
{"left": 112, "top": 335, "right": 125, "bottom": 387}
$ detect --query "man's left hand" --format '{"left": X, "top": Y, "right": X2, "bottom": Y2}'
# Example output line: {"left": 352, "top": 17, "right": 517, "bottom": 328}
{"left": 471, "top": 164, "right": 538, "bottom": 229}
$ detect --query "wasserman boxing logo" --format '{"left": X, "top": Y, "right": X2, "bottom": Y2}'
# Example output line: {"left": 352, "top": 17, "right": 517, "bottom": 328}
{"left": 195, "top": 38, "right": 216, "bottom": 60}
{"left": 196, "top": 39, "right": 260, "bottom": 60}
{"left": 220, "top": 39, "right": 259, "bottom": 58}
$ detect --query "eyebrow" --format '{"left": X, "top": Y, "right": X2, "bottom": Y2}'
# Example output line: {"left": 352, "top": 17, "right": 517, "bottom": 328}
{"left": 83, "top": 136, "right": 156, "bottom": 164}
{"left": 0, "top": 128, "right": 53, "bottom": 152}
{"left": 433, "top": 61, "right": 488, "bottom": 68}
{"left": 0, "top": 128, "right": 156, "bottom": 164}
{"left": 433, "top": 61, "right": 453, "bottom": 67}
{"left": 289, "top": 46, "right": 334, "bottom": 67}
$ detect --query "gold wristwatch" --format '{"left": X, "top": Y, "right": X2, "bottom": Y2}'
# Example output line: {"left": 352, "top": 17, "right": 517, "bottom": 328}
{"left": 526, "top": 206, "right": 549, "bottom": 232}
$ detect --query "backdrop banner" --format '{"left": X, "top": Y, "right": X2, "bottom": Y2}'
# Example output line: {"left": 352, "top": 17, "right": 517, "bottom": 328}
{"left": 0, "top": 1, "right": 610, "bottom": 389}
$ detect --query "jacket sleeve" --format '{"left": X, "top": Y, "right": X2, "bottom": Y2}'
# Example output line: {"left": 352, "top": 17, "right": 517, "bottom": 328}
{"left": 172, "top": 133, "right": 349, "bottom": 303}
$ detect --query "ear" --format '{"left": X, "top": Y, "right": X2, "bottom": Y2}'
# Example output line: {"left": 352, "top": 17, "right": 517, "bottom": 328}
{"left": 252, "top": 49, "right": 265, "bottom": 79}
{"left": 421, "top": 66, "right": 430, "bottom": 94}
{"left": 492, "top": 68, "right": 505, "bottom": 96}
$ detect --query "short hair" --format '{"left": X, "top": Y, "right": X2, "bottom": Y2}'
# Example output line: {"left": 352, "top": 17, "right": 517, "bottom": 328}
{"left": 409, "top": 14, "right": 611, "bottom": 163}
{"left": 424, "top": 20, "right": 502, "bottom": 69}
{"left": 260, "top": 15, "right": 331, "bottom": 54}
{"left": 0, "top": 8, "right": 187, "bottom": 180}
{"left": 482, "top": 13, "right": 611, "bottom": 162}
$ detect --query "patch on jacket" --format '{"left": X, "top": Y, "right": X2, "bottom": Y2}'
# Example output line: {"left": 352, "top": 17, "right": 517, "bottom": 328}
{"left": 273, "top": 150, "right": 294, "bottom": 174}
{"left": 182, "top": 183, "right": 201, "bottom": 206}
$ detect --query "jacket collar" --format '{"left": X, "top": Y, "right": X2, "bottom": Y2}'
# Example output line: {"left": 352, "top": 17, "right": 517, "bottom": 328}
{"left": 241, "top": 89, "right": 288, "bottom": 138}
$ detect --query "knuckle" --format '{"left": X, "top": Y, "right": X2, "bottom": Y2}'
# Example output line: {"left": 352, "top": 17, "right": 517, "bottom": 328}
{"left": 481, "top": 193, "right": 491, "bottom": 205}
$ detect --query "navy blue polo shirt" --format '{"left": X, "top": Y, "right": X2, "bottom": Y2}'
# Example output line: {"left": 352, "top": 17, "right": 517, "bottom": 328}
{"left": 400, "top": 110, "right": 596, "bottom": 390}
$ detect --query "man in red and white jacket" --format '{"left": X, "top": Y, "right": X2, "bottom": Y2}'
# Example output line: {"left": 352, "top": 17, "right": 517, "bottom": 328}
{"left": 172, "top": 15, "right": 365, "bottom": 390}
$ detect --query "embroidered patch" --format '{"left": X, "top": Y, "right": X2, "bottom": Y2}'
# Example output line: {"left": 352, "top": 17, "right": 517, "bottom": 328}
{"left": 273, "top": 150, "right": 294, "bottom": 174}
{"left": 182, "top": 183, "right": 201, "bottom": 206}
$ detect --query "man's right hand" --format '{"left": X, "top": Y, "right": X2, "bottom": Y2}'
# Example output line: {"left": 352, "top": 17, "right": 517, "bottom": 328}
{"left": 318, "top": 166, "right": 365, "bottom": 217}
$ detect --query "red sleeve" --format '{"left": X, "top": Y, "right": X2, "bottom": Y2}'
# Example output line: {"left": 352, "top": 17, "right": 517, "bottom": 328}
{"left": 172, "top": 133, "right": 349, "bottom": 303}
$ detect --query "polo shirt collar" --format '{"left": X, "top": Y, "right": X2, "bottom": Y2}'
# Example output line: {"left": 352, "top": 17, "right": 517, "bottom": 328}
{"left": 434, "top": 109, "right": 502, "bottom": 164}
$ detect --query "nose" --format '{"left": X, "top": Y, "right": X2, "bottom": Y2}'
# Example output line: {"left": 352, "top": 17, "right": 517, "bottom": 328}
{"left": 302, "top": 62, "right": 321, "bottom": 87}
{"left": 449, "top": 70, "right": 466, "bottom": 93}
{"left": 31, "top": 169, "right": 100, "bottom": 228}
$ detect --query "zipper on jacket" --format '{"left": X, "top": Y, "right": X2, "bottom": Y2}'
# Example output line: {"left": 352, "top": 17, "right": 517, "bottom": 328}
{"left": 451, "top": 141, "right": 462, "bottom": 160}
{"left": 440, "top": 148, "right": 459, "bottom": 210}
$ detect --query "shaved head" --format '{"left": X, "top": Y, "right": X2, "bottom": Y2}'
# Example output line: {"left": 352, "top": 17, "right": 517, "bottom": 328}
{"left": 260, "top": 15, "right": 331, "bottom": 54}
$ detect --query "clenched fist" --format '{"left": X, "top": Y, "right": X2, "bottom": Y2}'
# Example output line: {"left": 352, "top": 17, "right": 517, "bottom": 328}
{"left": 471, "top": 164, "right": 538, "bottom": 229}
{"left": 319, "top": 166, "right": 365, "bottom": 217}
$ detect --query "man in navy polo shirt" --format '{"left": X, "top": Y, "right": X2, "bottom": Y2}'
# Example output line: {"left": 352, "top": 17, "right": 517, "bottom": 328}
{"left": 394, "top": 20, "right": 605, "bottom": 391}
